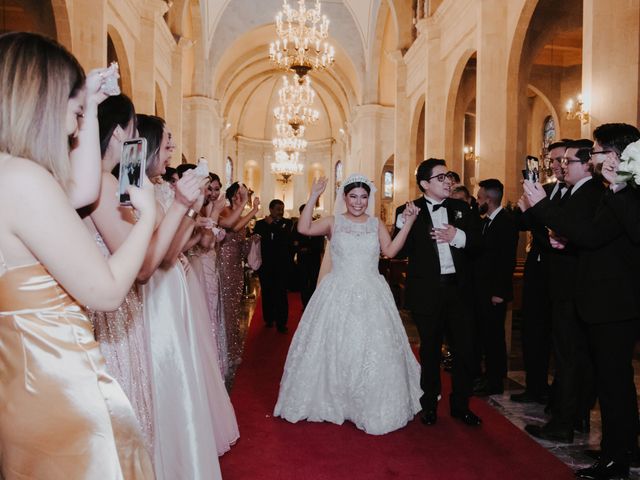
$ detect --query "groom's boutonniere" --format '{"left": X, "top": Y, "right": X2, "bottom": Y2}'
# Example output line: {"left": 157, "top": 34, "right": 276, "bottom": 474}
{"left": 454, "top": 210, "right": 463, "bottom": 220}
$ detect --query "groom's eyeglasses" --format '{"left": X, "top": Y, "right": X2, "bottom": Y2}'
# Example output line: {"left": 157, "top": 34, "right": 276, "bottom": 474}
{"left": 428, "top": 172, "right": 455, "bottom": 183}
{"left": 588, "top": 149, "right": 613, "bottom": 159}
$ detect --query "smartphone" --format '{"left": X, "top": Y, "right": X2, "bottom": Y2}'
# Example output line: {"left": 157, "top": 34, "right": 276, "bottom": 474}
{"left": 118, "top": 138, "right": 147, "bottom": 205}
{"left": 522, "top": 155, "right": 540, "bottom": 183}
{"left": 195, "top": 157, "right": 209, "bottom": 178}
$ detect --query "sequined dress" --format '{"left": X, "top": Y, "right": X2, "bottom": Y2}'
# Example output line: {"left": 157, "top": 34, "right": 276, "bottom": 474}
{"left": 0, "top": 254, "right": 154, "bottom": 479}
{"left": 218, "top": 227, "right": 249, "bottom": 378}
{"left": 274, "top": 214, "right": 422, "bottom": 435}
{"left": 89, "top": 231, "right": 154, "bottom": 455}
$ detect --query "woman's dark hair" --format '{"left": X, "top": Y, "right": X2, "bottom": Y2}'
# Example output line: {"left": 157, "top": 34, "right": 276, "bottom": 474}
{"left": 225, "top": 181, "right": 241, "bottom": 202}
{"left": 98, "top": 94, "right": 136, "bottom": 157}
{"left": 344, "top": 182, "right": 371, "bottom": 195}
{"left": 162, "top": 166, "right": 176, "bottom": 183}
{"left": 176, "top": 163, "right": 196, "bottom": 178}
{"left": 209, "top": 172, "right": 221, "bottom": 185}
{"left": 136, "top": 114, "right": 165, "bottom": 176}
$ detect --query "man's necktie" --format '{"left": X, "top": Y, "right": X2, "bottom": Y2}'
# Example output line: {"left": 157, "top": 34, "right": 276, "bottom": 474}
{"left": 432, "top": 203, "right": 444, "bottom": 211}
{"left": 482, "top": 217, "right": 491, "bottom": 235}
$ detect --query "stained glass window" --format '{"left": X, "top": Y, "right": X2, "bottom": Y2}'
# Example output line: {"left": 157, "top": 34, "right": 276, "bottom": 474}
{"left": 335, "top": 160, "right": 343, "bottom": 186}
{"left": 542, "top": 115, "right": 556, "bottom": 155}
{"left": 225, "top": 157, "right": 233, "bottom": 186}
{"left": 384, "top": 171, "right": 394, "bottom": 198}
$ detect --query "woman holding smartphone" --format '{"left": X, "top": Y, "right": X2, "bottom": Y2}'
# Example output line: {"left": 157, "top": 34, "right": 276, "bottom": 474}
{"left": 0, "top": 33, "right": 156, "bottom": 478}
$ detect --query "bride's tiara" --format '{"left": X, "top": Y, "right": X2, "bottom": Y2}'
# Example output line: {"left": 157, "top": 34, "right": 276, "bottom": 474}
{"left": 342, "top": 174, "right": 372, "bottom": 188}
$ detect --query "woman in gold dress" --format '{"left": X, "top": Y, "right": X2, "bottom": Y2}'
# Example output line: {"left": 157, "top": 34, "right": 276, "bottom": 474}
{"left": 0, "top": 32, "right": 156, "bottom": 479}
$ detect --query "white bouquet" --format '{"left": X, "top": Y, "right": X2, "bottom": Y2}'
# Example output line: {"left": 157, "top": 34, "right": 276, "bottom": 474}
{"left": 616, "top": 139, "right": 640, "bottom": 186}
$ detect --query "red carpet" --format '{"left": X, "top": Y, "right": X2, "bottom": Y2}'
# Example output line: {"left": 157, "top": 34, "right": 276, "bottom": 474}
{"left": 220, "top": 293, "right": 574, "bottom": 480}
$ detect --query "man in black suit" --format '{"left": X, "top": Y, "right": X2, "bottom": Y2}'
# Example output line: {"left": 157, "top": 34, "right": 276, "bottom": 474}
{"left": 293, "top": 204, "right": 325, "bottom": 308}
{"left": 525, "top": 124, "right": 640, "bottom": 479}
{"left": 254, "top": 199, "right": 294, "bottom": 333}
{"left": 511, "top": 140, "right": 571, "bottom": 404}
{"left": 472, "top": 179, "right": 519, "bottom": 396}
{"left": 522, "top": 139, "right": 603, "bottom": 444}
{"left": 395, "top": 158, "right": 482, "bottom": 426}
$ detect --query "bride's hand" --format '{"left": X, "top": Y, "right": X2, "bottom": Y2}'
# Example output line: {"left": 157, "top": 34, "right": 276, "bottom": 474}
{"left": 310, "top": 177, "right": 328, "bottom": 198}
{"left": 402, "top": 202, "right": 420, "bottom": 225}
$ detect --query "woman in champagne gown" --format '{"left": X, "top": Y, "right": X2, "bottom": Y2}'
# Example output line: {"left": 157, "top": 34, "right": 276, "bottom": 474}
{"left": 274, "top": 175, "right": 422, "bottom": 435}
{"left": 188, "top": 174, "right": 229, "bottom": 379}
{"left": 136, "top": 115, "right": 223, "bottom": 479}
{"left": 0, "top": 32, "right": 155, "bottom": 479}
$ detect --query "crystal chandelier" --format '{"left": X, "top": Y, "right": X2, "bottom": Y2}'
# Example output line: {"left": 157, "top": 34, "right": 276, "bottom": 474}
{"left": 273, "top": 74, "right": 319, "bottom": 131}
{"left": 269, "top": 0, "right": 335, "bottom": 78}
{"left": 270, "top": 149, "right": 304, "bottom": 183}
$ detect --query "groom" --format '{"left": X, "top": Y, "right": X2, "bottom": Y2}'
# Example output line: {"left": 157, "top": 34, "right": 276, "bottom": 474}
{"left": 395, "top": 158, "right": 482, "bottom": 426}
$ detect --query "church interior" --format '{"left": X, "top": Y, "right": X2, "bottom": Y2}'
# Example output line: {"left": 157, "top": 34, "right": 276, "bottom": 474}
{"left": 3, "top": 0, "right": 640, "bottom": 479}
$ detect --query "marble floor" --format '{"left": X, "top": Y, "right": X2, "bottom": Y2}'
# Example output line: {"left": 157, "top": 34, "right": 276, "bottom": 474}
{"left": 240, "top": 283, "right": 640, "bottom": 477}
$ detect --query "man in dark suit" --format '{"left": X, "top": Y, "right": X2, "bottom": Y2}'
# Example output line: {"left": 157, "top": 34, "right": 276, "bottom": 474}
{"left": 511, "top": 140, "right": 571, "bottom": 404}
{"left": 293, "top": 204, "right": 325, "bottom": 308}
{"left": 525, "top": 124, "right": 640, "bottom": 479}
{"left": 394, "top": 158, "right": 482, "bottom": 426}
{"left": 522, "top": 139, "right": 603, "bottom": 444}
{"left": 254, "top": 199, "right": 294, "bottom": 333}
{"left": 472, "top": 179, "right": 519, "bottom": 396}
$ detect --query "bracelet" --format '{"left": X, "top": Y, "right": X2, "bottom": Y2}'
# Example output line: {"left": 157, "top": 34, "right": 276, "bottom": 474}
{"left": 185, "top": 208, "right": 198, "bottom": 220}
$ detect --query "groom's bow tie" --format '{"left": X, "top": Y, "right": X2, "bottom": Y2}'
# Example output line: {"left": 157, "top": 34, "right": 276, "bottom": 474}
{"left": 426, "top": 199, "right": 445, "bottom": 211}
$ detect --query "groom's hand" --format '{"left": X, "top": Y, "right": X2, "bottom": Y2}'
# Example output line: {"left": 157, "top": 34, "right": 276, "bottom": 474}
{"left": 430, "top": 224, "right": 456, "bottom": 243}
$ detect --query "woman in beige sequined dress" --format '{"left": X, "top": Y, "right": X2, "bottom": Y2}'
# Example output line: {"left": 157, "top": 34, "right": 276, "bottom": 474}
{"left": 83, "top": 94, "right": 155, "bottom": 453}
{"left": 0, "top": 32, "right": 156, "bottom": 479}
{"left": 218, "top": 182, "right": 260, "bottom": 380}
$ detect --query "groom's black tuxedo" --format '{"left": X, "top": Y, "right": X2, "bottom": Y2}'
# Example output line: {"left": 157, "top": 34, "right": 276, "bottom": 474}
{"left": 394, "top": 196, "right": 481, "bottom": 413}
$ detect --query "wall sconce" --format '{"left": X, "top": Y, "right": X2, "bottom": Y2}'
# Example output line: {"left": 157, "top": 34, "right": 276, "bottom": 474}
{"left": 463, "top": 145, "right": 475, "bottom": 160}
{"left": 565, "top": 94, "right": 590, "bottom": 124}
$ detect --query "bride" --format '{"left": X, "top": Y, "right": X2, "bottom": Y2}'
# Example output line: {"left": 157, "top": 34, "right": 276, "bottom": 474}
{"left": 274, "top": 174, "right": 422, "bottom": 435}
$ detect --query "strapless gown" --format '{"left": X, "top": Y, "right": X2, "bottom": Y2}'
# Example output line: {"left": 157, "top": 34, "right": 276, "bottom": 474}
{"left": 141, "top": 182, "right": 222, "bottom": 479}
{"left": 0, "top": 262, "right": 154, "bottom": 479}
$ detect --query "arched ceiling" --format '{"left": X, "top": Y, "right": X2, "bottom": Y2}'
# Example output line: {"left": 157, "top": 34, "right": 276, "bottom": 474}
{"left": 204, "top": 0, "right": 381, "bottom": 78}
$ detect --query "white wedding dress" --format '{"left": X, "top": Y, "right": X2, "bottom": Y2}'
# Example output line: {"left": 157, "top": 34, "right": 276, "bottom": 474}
{"left": 274, "top": 214, "right": 422, "bottom": 435}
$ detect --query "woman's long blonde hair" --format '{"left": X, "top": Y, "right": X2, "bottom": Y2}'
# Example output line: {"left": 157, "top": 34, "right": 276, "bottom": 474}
{"left": 0, "top": 32, "right": 85, "bottom": 189}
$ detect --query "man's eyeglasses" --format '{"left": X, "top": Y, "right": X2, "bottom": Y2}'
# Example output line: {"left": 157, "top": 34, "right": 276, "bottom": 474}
{"left": 428, "top": 172, "right": 455, "bottom": 183}
{"left": 560, "top": 157, "right": 583, "bottom": 166}
{"left": 544, "top": 155, "right": 564, "bottom": 163}
{"left": 588, "top": 149, "right": 613, "bottom": 159}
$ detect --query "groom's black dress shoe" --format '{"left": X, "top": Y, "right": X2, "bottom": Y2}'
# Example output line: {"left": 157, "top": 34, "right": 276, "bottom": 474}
{"left": 575, "top": 459, "right": 629, "bottom": 479}
{"left": 524, "top": 422, "right": 573, "bottom": 443}
{"left": 420, "top": 410, "right": 437, "bottom": 425}
{"left": 510, "top": 390, "right": 548, "bottom": 404}
{"left": 450, "top": 409, "right": 481, "bottom": 426}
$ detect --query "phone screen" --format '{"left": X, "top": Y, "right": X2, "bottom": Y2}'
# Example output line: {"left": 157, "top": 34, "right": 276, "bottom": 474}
{"left": 118, "top": 138, "right": 147, "bottom": 205}
{"left": 522, "top": 155, "right": 540, "bottom": 183}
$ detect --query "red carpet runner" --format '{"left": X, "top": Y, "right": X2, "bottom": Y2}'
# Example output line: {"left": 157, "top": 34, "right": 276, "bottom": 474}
{"left": 220, "top": 293, "right": 574, "bottom": 479}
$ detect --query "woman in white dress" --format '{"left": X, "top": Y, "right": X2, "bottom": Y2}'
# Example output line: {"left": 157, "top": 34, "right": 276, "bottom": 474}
{"left": 274, "top": 174, "right": 423, "bottom": 435}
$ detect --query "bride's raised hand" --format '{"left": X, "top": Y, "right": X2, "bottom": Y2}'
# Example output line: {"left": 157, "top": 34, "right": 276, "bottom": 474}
{"left": 310, "top": 177, "right": 328, "bottom": 199}
{"left": 402, "top": 202, "right": 420, "bottom": 225}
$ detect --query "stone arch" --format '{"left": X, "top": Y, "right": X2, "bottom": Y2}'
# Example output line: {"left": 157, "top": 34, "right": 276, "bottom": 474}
{"left": 155, "top": 84, "right": 166, "bottom": 119}
{"left": 444, "top": 49, "right": 477, "bottom": 176}
{"left": 51, "top": 0, "right": 73, "bottom": 49}
{"left": 408, "top": 95, "right": 425, "bottom": 198}
{"left": 365, "top": 0, "right": 390, "bottom": 104}
{"left": 106, "top": 25, "right": 133, "bottom": 98}
{"left": 386, "top": 0, "right": 414, "bottom": 52}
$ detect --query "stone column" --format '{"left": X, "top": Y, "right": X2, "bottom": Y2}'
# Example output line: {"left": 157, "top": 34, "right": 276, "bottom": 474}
{"left": 69, "top": 0, "right": 106, "bottom": 70}
{"left": 582, "top": 0, "right": 640, "bottom": 134}
{"left": 391, "top": 50, "right": 411, "bottom": 206}
{"left": 181, "top": 96, "right": 222, "bottom": 172}
{"left": 475, "top": 0, "right": 511, "bottom": 193}
{"left": 133, "top": 0, "right": 168, "bottom": 114}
